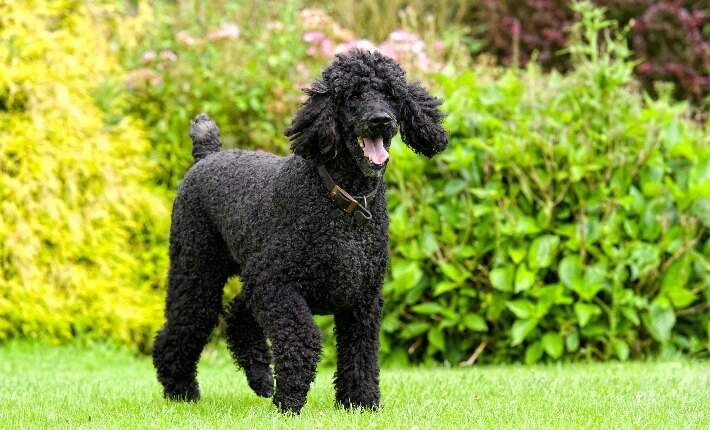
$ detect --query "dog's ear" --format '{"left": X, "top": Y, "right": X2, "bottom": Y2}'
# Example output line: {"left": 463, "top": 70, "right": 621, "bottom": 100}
{"left": 285, "top": 80, "right": 339, "bottom": 161}
{"left": 398, "top": 82, "right": 448, "bottom": 157}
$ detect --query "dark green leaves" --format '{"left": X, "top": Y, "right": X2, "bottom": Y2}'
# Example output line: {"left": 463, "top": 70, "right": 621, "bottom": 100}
{"left": 379, "top": 2, "right": 708, "bottom": 365}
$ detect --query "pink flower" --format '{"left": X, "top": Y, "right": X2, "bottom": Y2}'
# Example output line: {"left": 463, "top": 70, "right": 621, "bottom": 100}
{"left": 334, "top": 39, "right": 377, "bottom": 55}
{"left": 126, "top": 68, "right": 157, "bottom": 90}
{"left": 319, "top": 39, "right": 335, "bottom": 56}
{"left": 159, "top": 50, "right": 178, "bottom": 62}
{"left": 389, "top": 29, "right": 419, "bottom": 43}
{"left": 176, "top": 31, "right": 197, "bottom": 46}
{"left": 303, "top": 31, "right": 326, "bottom": 43}
{"left": 142, "top": 50, "right": 157, "bottom": 64}
{"left": 207, "top": 23, "right": 240, "bottom": 42}
{"left": 433, "top": 41, "right": 445, "bottom": 51}
{"left": 377, "top": 42, "right": 396, "bottom": 58}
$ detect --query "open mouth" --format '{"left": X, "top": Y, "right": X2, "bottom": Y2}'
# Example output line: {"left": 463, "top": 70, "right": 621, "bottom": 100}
{"left": 356, "top": 136, "right": 389, "bottom": 166}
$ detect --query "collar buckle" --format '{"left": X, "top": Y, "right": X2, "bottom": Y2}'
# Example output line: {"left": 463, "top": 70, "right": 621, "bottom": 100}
{"left": 318, "top": 165, "right": 379, "bottom": 223}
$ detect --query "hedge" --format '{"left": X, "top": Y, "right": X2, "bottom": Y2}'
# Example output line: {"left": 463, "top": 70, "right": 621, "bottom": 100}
{"left": 0, "top": 1, "right": 168, "bottom": 351}
{"left": 474, "top": 0, "right": 709, "bottom": 105}
{"left": 382, "top": 4, "right": 709, "bottom": 364}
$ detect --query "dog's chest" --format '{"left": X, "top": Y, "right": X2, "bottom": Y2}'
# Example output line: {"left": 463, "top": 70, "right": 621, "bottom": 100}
{"left": 302, "top": 221, "right": 387, "bottom": 311}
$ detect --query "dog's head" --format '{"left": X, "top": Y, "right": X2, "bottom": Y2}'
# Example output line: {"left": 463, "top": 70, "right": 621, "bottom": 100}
{"left": 285, "top": 50, "right": 448, "bottom": 178}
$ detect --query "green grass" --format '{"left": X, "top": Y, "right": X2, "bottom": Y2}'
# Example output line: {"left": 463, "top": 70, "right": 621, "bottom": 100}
{"left": 1, "top": 342, "right": 708, "bottom": 429}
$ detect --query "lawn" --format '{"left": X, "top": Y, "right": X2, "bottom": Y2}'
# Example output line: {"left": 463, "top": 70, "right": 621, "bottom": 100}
{"left": 0, "top": 342, "right": 708, "bottom": 429}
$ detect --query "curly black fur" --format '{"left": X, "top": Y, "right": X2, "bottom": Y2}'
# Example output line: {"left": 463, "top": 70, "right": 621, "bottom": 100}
{"left": 152, "top": 50, "right": 447, "bottom": 414}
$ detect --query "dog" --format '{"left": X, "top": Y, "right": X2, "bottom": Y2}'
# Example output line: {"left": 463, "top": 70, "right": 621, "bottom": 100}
{"left": 152, "top": 49, "right": 447, "bottom": 413}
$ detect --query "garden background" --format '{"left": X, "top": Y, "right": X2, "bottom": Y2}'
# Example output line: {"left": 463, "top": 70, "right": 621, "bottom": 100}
{"left": 1, "top": 0, "right": 708, "bottom": 371}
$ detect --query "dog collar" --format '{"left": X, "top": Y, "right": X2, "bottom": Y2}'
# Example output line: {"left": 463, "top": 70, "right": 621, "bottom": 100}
{"left": 317, "top": 165, "right": 380, "bottom": 225}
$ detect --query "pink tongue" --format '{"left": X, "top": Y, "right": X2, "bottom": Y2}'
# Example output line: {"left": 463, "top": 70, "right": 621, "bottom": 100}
{"left": 363, "top": 137, "right": 389, "bottom": 165}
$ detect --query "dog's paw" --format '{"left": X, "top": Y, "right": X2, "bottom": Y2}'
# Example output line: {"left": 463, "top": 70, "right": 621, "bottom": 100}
{"left": 273, "top": 392, "right": 307, "bottom": 414}
{"left": 336, "top": 394, "right": 380, "bottom": 411}
{"left": 246, "top": 365, "right": 274, "bottom": 398}
{"left": 163, "top": 380, "right": 200, "bottom": 402}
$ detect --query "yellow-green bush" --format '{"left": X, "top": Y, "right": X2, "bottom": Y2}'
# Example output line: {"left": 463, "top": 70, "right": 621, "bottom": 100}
{"left": 0, "top": 1, "right": 169, "bottom": 351}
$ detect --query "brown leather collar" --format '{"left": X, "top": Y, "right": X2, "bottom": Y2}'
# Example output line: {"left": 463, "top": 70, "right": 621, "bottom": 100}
{"left": 317, "top": 164, "right": 380, "bottom": 225}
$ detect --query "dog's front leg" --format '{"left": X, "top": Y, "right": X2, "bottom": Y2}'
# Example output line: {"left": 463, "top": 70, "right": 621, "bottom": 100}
{"left": 249, "top": 282, "right": 321, "bottom": 414}
{"left": 333, "top": 294, "right": 383, "bottom": 410}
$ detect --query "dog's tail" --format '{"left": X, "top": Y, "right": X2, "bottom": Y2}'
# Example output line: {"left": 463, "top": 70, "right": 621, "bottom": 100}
{"left": 189, "top": 113, "right": 222, "bottom": 162}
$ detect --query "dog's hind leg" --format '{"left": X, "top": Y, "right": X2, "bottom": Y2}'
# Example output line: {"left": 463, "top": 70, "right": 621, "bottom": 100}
{"left": 152, "top": 198, "right": 233, "bottom": 401}
{"left": 225, "top": 292, "right": 274, "bottom": 398}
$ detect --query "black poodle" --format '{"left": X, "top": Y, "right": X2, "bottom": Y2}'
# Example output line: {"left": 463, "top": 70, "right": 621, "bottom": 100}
{"left": 152, "top": 50, "right": 447, "bottom": 414}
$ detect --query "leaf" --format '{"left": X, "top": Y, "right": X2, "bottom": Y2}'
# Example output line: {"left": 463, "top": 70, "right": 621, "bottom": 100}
{"left": 514, "top": 215, "right": 541, "bottom": 235}
{"left": 506, "top": 300, "right": 535, "bottom": 319}
{"left": 566, "top": 328, "right": 580, "bottom": 352}
{"left": 541, "top": 332, "right": 564, "bottom": 359}
{"left": 661, "top": 255, "right": 690, "bottom": 290}
{"left": 514, "top": 264, "right": 535, "bottom": 292}
{"left": 576, "top": 263, "right": 607, "bottom": 300}
{"left": 440, "top": 262, "right": 469, "bottom": 284}
{"left": 391, "top": 260, "right": 423, "bottom": 293}
{"left": 528, "top": 235, "right": 560, "bottom": 269}
{"left": 665, "top": 287, "right": 696, "bottom": 309}
{"left": 611, "top": 338, "right": 629, "bottom": 361}
{"left": 509, "top": 246, "right": 527, "bottom": 264}
{"left": 411, "top": 302, "right": 444, "bottom": 315}
{"left": 421, "top": 229, "right": 438, "bottom": 257}
{"left": 660, "top": 255, "right": 695, "bottom": 308}
{"left": 443, "top": 179, "right": 466, "bottom": 196}
{"left": 433, "top": 281, "right": 459, "bottom": 296}
{"left": 401, "top": 322, "right": 429, "bottom": 339}
{"left": 489, "top": 265, "right": 514, "bottom": 292}
{"left": 574, "top": 302, "right": 601, "bottom": 327}
{"left": 525, "top": 341, "right": 543, "bottom": 364}
{"left": 559, "top": 255, "right": 583, "bottom": 289}
{"left": 691, "top": 199, "right": 710, "bottom": 228}
{"left": 461, "top": 314, "right": 488, "bottom": 332}
{"left": 510, "top": 318, "right": 538, "bottom": 346}
{"left": 643, "top": 302, "right": 676, "bottom": 343}
{"left": 428, "top": 327, "right": 445, "bottom": 351}
{"left": 620, "top": 306, "right": 640, "bottom": 326}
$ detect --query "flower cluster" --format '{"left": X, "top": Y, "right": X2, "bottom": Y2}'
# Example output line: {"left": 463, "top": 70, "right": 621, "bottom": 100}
{"left": 300, "top": 8, "right": 444, "bottom": 73}
{"left": 127, "top": 23, "right": 241, "bottom": 90}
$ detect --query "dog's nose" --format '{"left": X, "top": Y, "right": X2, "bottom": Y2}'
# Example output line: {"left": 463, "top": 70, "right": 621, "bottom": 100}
{"left": 367, "top": 111, "right": 393, "bottom": 125}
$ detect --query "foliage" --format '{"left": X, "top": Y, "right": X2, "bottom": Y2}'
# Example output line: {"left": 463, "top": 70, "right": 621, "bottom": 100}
{"left": 472, "top": 0, "right": 709, "bottom": 105}
{"left": 306, "top": 0, "right": 474, "bottom": 43}
{"left": 623, "top": 0, "right": 709, "bottom": 104}
{"left": 382, "top": 3, "right": 709, "bottom": 365}
{"left": 474, "top": 0, "right": 575, "bottom": 69}
{"left": 1, "top": 1, "right": 708, "bottom": 365}
{"left": 0, "top": 0, "right": 168, "bottom": 351}
{"left": 116, "top": 0, "right": 312, "bottom": 188}
{"left": 119, "top": 1, "right": 472, "bottom": 188}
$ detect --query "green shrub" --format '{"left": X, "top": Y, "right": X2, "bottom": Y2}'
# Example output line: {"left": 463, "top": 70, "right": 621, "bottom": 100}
{"left": 382, "top": 3, "right": 709, "bottom": 365}
{"left": 0, "top": 1, "right": 169, "bottom": 351}
{"left": 118, "top": 0, "right": 312, "bottom": 188}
